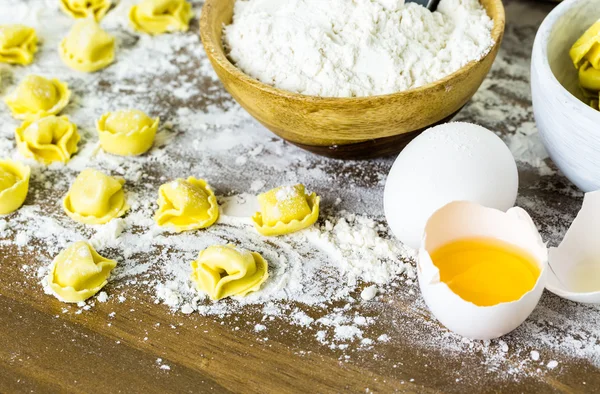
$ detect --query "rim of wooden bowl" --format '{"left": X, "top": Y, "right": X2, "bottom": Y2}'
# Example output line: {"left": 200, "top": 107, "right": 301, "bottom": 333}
{"left": 200, "top": 0, "right": 506, "bottom": 104}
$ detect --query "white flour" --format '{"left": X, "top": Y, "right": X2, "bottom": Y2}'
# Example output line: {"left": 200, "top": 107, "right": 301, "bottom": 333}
{"left": 223, "top": 0, "right": 494, "bottom": 97}
{"left": 0, "top": 0, "right": 598, "bottom": 387}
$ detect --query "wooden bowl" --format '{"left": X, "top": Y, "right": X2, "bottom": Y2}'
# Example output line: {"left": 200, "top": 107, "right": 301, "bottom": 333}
{"left": 200, "top": 0, "right": 505, "bottom": 159}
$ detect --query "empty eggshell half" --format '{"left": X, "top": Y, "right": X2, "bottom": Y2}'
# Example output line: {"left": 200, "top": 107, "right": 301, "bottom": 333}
{"left": 546, "top": 191, "right": 600, "bottom": 303}
{"left": 418, "top": 201, "right": 548, "bottom": 340}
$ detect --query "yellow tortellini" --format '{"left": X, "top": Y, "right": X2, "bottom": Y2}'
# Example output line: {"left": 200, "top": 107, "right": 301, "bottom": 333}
{"left": 154, "top": 177, "right": 219, "bottom": 232}
{"left": 570, "top": 20, "right": 600, "bottom": 70}
{"left": 59, "top": 19, "right": 115, "bottom": 73}
{"left": 16, "top": 116, "right": 80, "bottom": 164}
{"left": 190, "top": 244, "right": 269, "bottom": 300}
{"left": 97, "top": 109, "right": 159, "bottom": 156}
{"left": 129, "top": 0, "right": 193, "bottom": 35}
{"left": 579, "top": 63, "right": 600, "bottom": 92}
{"left": 63, "top": 169, "right": 129, "bottom": 224}
{"left": 48, "top": 241, "right": 117, "bottom": 303}
{"left": 4, "top": 75, "right": 71, "bottom": 120}
{"left": 571, "top": 20, "right": 600, "bottom": 110}
{"left": 0, "top": 24, "right": 37, "bottom": 65}
{"left": 60, "top": 0, "right": 112, "bottom": 22}
{"left": 252, "top": 184, "right": 320, "bottom": 236}
{"left": 0, "top": 159, "right": 30, "bottom": 215}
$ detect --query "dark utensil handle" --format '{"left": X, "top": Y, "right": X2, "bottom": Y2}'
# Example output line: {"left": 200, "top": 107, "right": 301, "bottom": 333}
{"left": 406, "top": 0, "right": 441, "bottom": 11}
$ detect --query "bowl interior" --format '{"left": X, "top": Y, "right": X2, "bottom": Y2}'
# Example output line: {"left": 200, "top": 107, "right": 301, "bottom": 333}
{"left": 547, "top": 2, "right": 600, "bottom": 102}
{"left": 204, "top": 0, "right": 504, "bottom": 102}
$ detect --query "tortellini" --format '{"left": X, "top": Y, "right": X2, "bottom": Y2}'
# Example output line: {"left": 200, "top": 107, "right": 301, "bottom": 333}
{"left": 0, "top": 24, "right": 37, "bottom": 65}
{"left": 252, "top": 184, "right": 320, "bottom": 236}
{"left": 16, "top": 116, "right": 80, "bottom": 164}
{"left": 48, "top": 241, "right": 117, "bottom": 303}
{"left": 579, "top": 63, "right": 600, "bottom": 92}
{"left": 4, "top": 75, "right": 71, "bottom": 120}
{"left": 571, "top": 20, "right": 600, "bottom": 110}
{"left": 0, "top": 159, "right": 30, "bottom": 215}
{"left": 155, "top": 177, "right": 219, "bottom": 232}
{"left": 60, "top": 0, "right": 112, "bottom": 22}
{"left": 129, "top": 0, "right": 193, "bottom": 35}
{"left": 64, "top": 169, "right": 129, "bottom": 224}
{"left": 190, "top": 244, "right": 269, "bottom": 300}
{"left": 97, "top": 109, "right": 159, "bottom": 156}
{"left": 570, "top": 20, "right": 600, "bottom": 70}
{"left": 59, "top": 19, "right": 115, "bottom": 73}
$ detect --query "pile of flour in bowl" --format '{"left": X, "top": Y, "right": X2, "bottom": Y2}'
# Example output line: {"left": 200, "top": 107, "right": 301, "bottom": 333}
{"left": 223, "top": 0, "right": 494, "bottom": 98}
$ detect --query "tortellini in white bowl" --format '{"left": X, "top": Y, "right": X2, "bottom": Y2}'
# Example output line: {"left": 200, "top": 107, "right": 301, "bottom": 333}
{"left": 0, "top": 159, "right": 30, "bottom": 215}
{"left": 59, "top": 19, "right": 115, "bottom": 73}
{"left": 155, "top": 177, "right": 219, "bottom": 232}
{"left": 16, "top": 116, "right": 80, "bottom": 164}
{"left": 0, "top": 24, "right": 37, "bottom": 65}
{"left": 60, "top": 0, "right": 112, "bottom": 22}
{"left": 96, "top": 109, "right": 159, "bottom": 156}
{"left": 129, "top": 0, "right": 193, "bottom": 35}
{"left": 64, "top": 169, "right": 129, "bottom": 224}
{"left": 190, "top": 244, "right": 269, "bottom": 300}
{"left": 48, "top": 241, "right": 117, "bottom": 303}
{"left": 4, "top": 75, "right": 71, "bottom": 120}
{"left": 252, "top": 184, "right": 320, "bottom": 236}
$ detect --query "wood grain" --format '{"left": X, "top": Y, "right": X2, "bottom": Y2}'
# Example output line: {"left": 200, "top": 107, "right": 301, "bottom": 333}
{"left": 1, "top": 2, "right": 599, "bottom": 393}
{"left": 1, "top": 239, "right": 599, "bottom": 393}
{"left": 200, "top": 0, "right": 505, "bottom": 158}
{"left": 0, "top": 244, "right": 425, "bottom": 394}
{"left": 289, "top": 108, "right": 462, "bottom": 159}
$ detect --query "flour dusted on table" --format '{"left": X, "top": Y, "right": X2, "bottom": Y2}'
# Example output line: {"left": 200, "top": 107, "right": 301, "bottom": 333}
{"left": 224, "top": 0, "right": 494, "bottom": 97}
{"left": 2, "top": 0, "right": 600, "bottom": 385}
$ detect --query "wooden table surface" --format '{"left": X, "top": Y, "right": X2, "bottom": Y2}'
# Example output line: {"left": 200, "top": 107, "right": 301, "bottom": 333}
{"left": 1, "top": 0, "right": 600, "bottom": 393}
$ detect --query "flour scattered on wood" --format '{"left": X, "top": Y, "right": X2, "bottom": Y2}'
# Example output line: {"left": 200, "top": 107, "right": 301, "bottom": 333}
{"left": 0, "top": 0, "right": 598, "bottom": 385}
{"left": 156, "top": 358, "right": 171, "bottom": 371}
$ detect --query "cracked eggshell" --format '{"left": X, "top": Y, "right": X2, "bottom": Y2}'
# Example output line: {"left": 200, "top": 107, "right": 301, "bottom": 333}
{"left": 418, "top": 201, "right": 548, "bottom": 340}
{"left": 547, "top": 190, "right": 600, "bottom": 303}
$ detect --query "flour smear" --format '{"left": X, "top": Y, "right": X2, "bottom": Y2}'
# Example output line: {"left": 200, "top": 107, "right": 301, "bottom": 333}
{"left": 0, "top": 0, "right": 597, "bottom": 386}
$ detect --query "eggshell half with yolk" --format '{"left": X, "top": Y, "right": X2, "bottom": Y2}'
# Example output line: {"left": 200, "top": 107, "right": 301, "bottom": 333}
{"left": 418, "top": 201, "right": 548, "bottom": 340}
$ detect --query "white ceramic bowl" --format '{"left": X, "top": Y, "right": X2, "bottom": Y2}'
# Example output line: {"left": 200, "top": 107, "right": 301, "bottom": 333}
{"left": 531, "top": 0, "right": 600, "bottom": 192}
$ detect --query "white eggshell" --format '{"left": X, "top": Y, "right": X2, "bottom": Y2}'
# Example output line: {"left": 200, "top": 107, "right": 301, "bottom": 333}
{"left": 418, "top": 201, "right": 548, "bottom": 340}
{"left": 547, "top": 190, "right": 600, "bottom": 303}
{"left": 384, "top": 122, "right": 518, "bottom": 250}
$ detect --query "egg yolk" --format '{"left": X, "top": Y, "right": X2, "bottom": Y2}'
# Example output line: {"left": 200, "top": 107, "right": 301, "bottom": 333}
{"left": 430, "top": 237, "right": 540, "bottom": 307}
